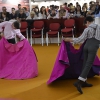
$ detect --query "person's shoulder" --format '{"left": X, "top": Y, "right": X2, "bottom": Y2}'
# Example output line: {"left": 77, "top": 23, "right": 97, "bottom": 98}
{"left": 3, "top": 21, "right": 10, "bottom": 24}
{"left": 84, "top": 27, "right": 89, "bottom": 32}
{"left": 82, "top": 28, "right": 89, "bottom": 34}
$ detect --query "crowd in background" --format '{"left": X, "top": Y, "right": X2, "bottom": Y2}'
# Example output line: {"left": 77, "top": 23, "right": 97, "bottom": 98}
{"left": 0, "top": 1, "right": 100, "bottom": 22}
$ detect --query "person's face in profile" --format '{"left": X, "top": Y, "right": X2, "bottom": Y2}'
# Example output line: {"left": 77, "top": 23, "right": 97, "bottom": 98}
{"left": 85, "top": 21, "right": 90, "bottom": 27}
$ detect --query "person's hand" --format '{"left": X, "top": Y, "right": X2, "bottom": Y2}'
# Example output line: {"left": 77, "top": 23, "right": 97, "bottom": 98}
{"left": 63, "top": 38, "right": 73, "bottom": 42}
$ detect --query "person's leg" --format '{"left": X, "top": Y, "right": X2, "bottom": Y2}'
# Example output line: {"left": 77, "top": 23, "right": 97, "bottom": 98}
{"left": 79, "top": 47, "right": 98, "bottom": 81}
{"left": 82, "top": 44, "right": 88, "bottom": 70}
{"left": 74, "top": 38, "right": 99, "bottom": 94}
{"left": 73, "top": 43, "right": 88, "bottom": 94}
{"left": 74, "top": 49, "right": 98, "bottom": 94}
{"left": 81, "top": 44, "right": 93, "bottom": 87}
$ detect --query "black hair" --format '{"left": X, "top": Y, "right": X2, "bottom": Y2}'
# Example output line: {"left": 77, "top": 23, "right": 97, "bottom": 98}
{"left": 12, "top": 7, "right": 15, "bottom": 10}
{"left": 18, "top": 4, "right": 21, "bottom": 6}
{"left": 13, "top": 21, "right": 20, "bottom": 29}
{"left": 64, "top": 2, "right": 67, "bottom": 5}
{"left": 84, "top": 16, "right": 94, "bottom": 24}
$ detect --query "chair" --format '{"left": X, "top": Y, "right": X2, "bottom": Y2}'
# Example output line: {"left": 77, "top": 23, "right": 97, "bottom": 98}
{"left": 61, "top": 19, "right": 75, "bottom": 39}
{"left": 30, "top": 21, "right": 44, "bottom": 46}
{"left": 46, "top": 23, "right": 60, "bottom": 46}
{"left": 20, "top": 21, "right": 28, "bottom": 40}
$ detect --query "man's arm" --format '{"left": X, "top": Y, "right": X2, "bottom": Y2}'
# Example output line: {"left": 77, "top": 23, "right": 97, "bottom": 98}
{"left": 15, "top": 29, "right": 25, "bottom": 40}
{"left": 0, "top": 21, "right": 8, "bottom": 32}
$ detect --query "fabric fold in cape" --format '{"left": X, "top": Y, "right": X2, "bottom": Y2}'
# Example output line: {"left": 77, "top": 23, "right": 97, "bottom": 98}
{"left": 0, "top": 38, "right": 38, "bottom": 79}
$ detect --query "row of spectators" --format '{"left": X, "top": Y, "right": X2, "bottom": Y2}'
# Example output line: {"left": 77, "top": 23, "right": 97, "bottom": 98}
{"left": 0, "top": 1, "right": 100, "bottom": 22}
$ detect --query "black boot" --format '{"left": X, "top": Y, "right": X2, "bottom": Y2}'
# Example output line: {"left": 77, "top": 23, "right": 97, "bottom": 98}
{"left": 81, "top": 81, "right": 93, "bottom": 88}
{"left": 73, "top": 80, "right": 83, "bottom": 94}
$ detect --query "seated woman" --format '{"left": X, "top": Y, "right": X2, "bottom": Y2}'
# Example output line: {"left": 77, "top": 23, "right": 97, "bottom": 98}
{"left": 34, "top": 6, "right": 40, "bottom": 19}
{"left": 81, "top": 6, "right": 88, "bottom": 17}
{"left": 0, "top": 21, "right": 38, "bottom": 79}
{"left": 39, "top": 6, "right": 47, "bottom": 19}
{"left": 74, "top": 5, "right": 82, "bottom": 17}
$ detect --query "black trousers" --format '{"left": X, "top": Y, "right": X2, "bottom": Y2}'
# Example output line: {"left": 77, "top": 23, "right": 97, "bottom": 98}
{"left": 7, "top": 38, "right": 16, "bottom": 44}
{"left": 79, "top": 38, "right": 100, "bottom": 80}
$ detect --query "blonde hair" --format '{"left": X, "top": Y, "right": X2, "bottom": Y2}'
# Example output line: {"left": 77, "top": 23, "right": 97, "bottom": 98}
{"left": 30, "top": 11, "right": 35, "bottom": 15}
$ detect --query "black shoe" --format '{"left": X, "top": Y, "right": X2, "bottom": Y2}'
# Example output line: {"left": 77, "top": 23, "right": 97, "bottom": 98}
{"left": 73, "top": 80, "right": 83, "bottom": 94}
{"left": 81, "top": 81, "right": 93, "bottom": 88}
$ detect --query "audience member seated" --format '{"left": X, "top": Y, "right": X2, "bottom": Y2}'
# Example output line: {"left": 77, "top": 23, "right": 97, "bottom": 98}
{"left": 26, "top": 11, "right": 37, "bottom": 20}
{"left": 23, "top": 7, "right": 30, "bottom": 17}
{"left": 48, "top": 5, "right": 54, "bottom": 15}
{"left": 0, "top": 7, "right": 10, "bottom": 20}
{"left": 0, "top": 13, "right": 9, "bottom": 22}
{"left": 57, "top": 6, "right": 70, "bottom": 19}
{"left": 17, "top": 9, "right": 26, "bottom": 21}
{"left": 47, "top": 9, "right": 58, "bottom": 19}
{"left": 39, "top": 6, "right": 47, "bottom": 19}
{"left": 86, "top": 4, "right": 96, "bottom": 17}
{"left": 81, "top": 6, "right": 88, "bottom": 17}
{"left": 55, "top": 6, "right": 59, "bottom": 14}
{"left": 83, "top": 3, "right": 88, "bottom": 11}
{"left": 10, "top": 8, "right": 17, "bottom": 20}
{"left": 74, "top": 5, "right": 82, "bottom": 17}
{"left": 34, "top": 6, "right": 40, "bottom": 19}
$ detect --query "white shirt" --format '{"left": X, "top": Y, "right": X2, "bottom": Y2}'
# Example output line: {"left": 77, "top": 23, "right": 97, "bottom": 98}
{"left": 0, "top": 21, "right": 25, "bottom": 40}
{"left": 38, "top": 13, "right": 46, "bottom": 19}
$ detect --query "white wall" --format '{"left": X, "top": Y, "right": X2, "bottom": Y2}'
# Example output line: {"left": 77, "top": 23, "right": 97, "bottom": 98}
{"left": 30, "top": 0, "right": 96, "bottom": 10}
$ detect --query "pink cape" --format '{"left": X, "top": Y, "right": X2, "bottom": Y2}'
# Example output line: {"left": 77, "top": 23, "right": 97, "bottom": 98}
{"left": 0, "top": 38, "right": 38, "bottom": 79}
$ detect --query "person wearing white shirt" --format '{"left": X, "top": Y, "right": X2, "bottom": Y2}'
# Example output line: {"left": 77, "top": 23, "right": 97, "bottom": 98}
{"left": 0, "top": 21, "right": 25, "bottom": 44}
{"left": 38, "top": 6, "right": 47, "bottom": 19}
{"left": 26, "top": 11, "right": 37, "bottom": 20}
